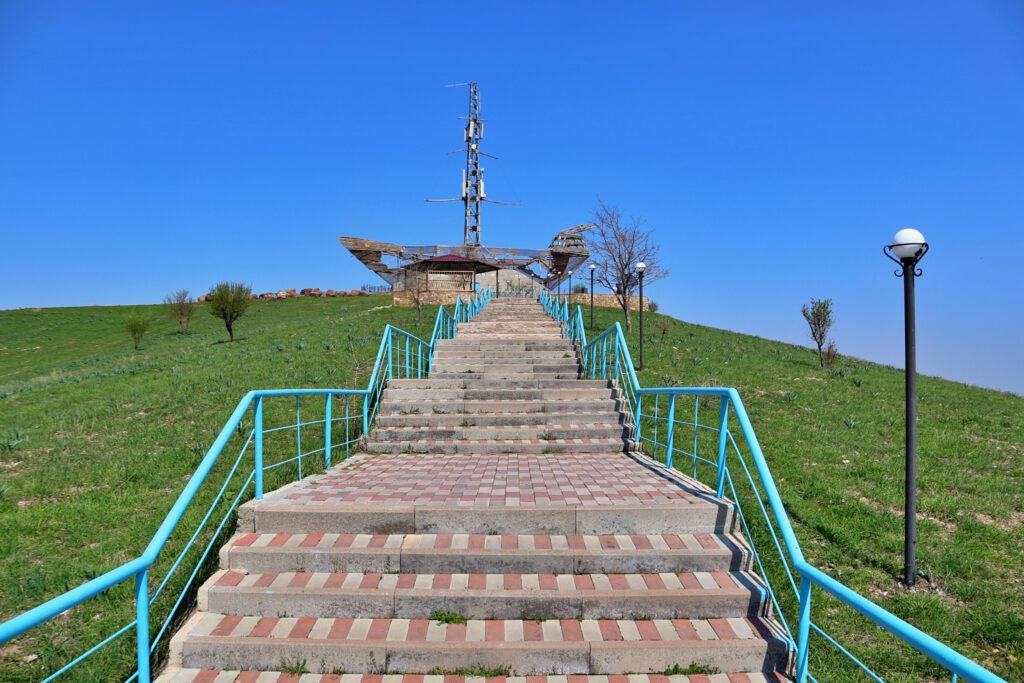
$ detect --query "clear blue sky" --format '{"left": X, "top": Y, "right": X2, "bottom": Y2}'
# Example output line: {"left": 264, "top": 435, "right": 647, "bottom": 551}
{"left": 1, "top": 2, "right": 1022, "bottom": 394}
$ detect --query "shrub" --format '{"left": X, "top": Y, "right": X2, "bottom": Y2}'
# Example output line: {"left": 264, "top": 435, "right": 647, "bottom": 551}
{"left": 648, "top": 300, "right": 659, "bottom": 313}
{"left": 206, "top": 282, "right": 252, "bottom": 341}
{"left": 125, "top": 317, "right": 150, "bottom": 350}
{"left": 801, "top": 298, "right": 836, "bottom": 368}
{"left": 571, "top": 283, "right": 588, "bottom": 294}
{"left": 164, "top": 289, "right": 196, "bottom": 334}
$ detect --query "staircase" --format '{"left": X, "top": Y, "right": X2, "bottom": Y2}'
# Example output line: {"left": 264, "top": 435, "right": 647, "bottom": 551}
{"left": 161, "top": 297, "right": 792, "bottom": 682}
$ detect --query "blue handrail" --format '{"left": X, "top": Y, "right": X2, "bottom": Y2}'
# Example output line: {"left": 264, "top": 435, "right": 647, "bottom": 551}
{"left": 551, "top": 300, "right": 1005, "bottom": 683}
{"left": 0, "top": 294, "right": 493, "bottom": 681}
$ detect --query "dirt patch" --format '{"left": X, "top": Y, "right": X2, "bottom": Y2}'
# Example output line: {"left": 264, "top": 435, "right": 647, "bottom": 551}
{"left": 857, "top": 495, "right": 958, "bottom": 533}
{"left": 974, "top": 510, "right": 1024, "bottom": 532}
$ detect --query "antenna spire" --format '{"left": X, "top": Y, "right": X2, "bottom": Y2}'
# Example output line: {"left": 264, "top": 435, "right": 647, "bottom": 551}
{"left": 462, "top": 82, "right": 483, "bottom": 247}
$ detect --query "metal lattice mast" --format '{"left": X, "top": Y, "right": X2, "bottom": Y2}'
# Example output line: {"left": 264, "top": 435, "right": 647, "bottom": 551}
{"left": 461, "top": 83, "right": 484, "bottom": 246}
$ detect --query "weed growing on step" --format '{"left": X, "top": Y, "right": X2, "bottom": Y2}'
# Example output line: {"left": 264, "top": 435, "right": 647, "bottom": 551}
{"left": 541, "top": 446, "right": 566, "bottom": 454}
{"left": 539, "top": 432, "right": 556, "bottom": 440}
{"left": 428, "top": 609, "right": 467, "bottom": 625}
{"left": 428, "top": 665, "right": 512, "bottom": 677}
{"left": 664, "top": 663, "right": 720, "bottom": 675}
{"left": 279, "top": 658, "right": 309, "bottom": 675}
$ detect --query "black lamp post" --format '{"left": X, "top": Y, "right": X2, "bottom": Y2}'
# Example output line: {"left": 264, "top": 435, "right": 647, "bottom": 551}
{"left": 884, "top": 228, "right": 929, "bottom": 587}
{"left": 636, "top": 262, "right": 646, "bottom": 370}
{"left": 567, "top": 270, "right": 573, "bottom": 306}
{"left": 589, "top": 263, "right": 596, "bottom": 331}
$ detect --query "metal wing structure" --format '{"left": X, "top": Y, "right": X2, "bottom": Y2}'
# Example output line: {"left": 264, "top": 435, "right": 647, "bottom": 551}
{"left": 339, "top": 224, "right": 592, "bottom": 290}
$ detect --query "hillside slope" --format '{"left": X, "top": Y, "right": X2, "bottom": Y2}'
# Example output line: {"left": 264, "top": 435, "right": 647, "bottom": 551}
{"left": 0, "top": 298, "right": 1020, "bottom": 680}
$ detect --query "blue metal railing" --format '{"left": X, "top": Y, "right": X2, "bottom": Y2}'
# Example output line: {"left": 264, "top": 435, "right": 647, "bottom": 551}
{"left": 0, "top": 294, "right": 493, "bottom": 681}
{"left": 552, "top": 301, "right": 1004, "bottom": 683}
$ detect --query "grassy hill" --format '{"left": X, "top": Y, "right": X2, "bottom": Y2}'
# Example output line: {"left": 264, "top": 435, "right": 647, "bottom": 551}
{"left": 0, "top": 296, "right": 1021, "bottom": 681}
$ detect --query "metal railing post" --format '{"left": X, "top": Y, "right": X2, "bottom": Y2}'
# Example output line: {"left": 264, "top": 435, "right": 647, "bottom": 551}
{"left": 633, "top": 394, "right": 643, "bottom": 448}
{"left": 254, "top": 396, "right": 264, "bottom": 500}
{"left": 135, "top": 570, "right": 151, "bottom": 683}
{"left": 715, "top": 396, "right": 729, "bottom": 498}
{"left": 665, "top": 393, "right": 676, "bottom": 469}
{"left": 796, "top": 576, "right": 812, "bottom": 682}
{"left": 324, "top": 393, "right": 332, "bottom": 469}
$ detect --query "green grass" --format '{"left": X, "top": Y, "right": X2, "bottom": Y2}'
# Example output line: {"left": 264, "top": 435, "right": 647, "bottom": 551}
{"left": 0, "top": 295, "right": 438, "bottom": 681}
{"left": 0, "top": 298, "right": 1020, "bottom": 681}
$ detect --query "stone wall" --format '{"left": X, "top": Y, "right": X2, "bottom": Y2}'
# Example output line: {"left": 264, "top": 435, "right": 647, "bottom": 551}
{"left": 565, "top": 293, "right": 648, "bottom": 312}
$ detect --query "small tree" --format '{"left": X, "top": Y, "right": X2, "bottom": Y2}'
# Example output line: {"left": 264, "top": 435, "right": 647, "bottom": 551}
{"left": 571, "top": 283, "right": 588, "bottom": 294}
{"left": 590, "top": 199, "right": 668, "bottom": 332}
{"left": 206, "top": 282, "right": 252, "bottom": 341}
{"left": 801, "top": 298, "right": 836, "bottom": 368}
{"left": 164, "top": 289, "right": 196, "bottom": 334}
{"left": 125, "top": 317, "right": 150, "bottom": 350}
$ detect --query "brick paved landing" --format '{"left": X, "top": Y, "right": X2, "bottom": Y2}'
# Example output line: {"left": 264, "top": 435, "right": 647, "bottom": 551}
{"left": 261, "top": 453, "right": 718, "bottom": 507}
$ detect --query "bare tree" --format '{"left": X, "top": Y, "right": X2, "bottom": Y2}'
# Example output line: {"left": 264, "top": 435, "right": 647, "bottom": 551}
{"left": 590, "top": 199, "right": 668, "bottom": 332}
{"left": 206, "top": 282, "right": 252, "bottom": 341}
{"left": 801, "top": 298, "right": 836, "bottom": 368}
{"left": 407, "top": 271, "right": 427, "bottom": 323}
{"left": 164, "top": 289, "right": 196, "bottom": 334}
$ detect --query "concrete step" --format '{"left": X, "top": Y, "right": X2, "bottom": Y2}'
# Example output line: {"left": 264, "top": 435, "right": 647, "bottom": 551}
{"left": 388, "top": 379, "right": 604, "bottom": 390}
{"left": 370, "top": 424, "right": 627, "bottom": 443}
{"left": 220, "top": 532, "right": 749, "bottom": 574}
{"left": 171, "top": 613, "right": 790, "bottom": 675}
{"left": 199, "top": 570, "right": 767, "bottom": 620}
{"left": 428, "top": 373, "right": 581, "bottom": 381}
{"left": 377, "top": 399, "right": 620, "bottom": 416}
{"left": 161, "top": 672, "right": 790, "bottom": 683}
{"left": 363, "top": 438, "right": 627, "bottom": 455}
{"left": 438, "top": 340, "right": 573, "bottom": 349}
{"left": 430, "top": 365, "right": 580, "bottom": 376}
{"left": 432, "top": 351, "right": 578, "bottom": 361}
{"left": 375, "top": 412, "right": 621, "bottom": 428}
{"left": 382, "top": 388, "right": 613, "bottom": 402}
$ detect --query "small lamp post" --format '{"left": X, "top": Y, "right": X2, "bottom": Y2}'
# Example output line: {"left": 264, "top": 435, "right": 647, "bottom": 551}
{"left": 884, "top": 228, "right": 929, "bottom": 587}
{"left": 636, "top": 262, "right": 646, "bottom": 370}
{"left": 567, "top": 270, "right": 573, "bottom": 305}
{"left": 589, "top": 263, "right": 596, "bottom": 331}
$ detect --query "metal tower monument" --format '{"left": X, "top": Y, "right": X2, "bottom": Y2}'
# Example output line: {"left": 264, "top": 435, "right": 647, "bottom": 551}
{"left": 340, "top": 83, "right": 591, "bottom": 289}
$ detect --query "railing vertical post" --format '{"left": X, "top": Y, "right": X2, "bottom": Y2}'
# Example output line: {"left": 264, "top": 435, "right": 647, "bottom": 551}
{"left": 665, "top": 393, "right": 676, "bottom": 469}
{"left": 601, "top": 336, "right": 608, "bottom": 379}
{"left": 345, "top": 395, "right": 350, "bottom": 459}
{"left": 296, "top": 396, "right": 303, "bottom": 480}
{"left": 796, "top": 576, "right": 812, "bottom": 682}
{"left": 715, "top": 397, "right": 730, "bottom": 498}
{"left": 692, "top": 398, "right": 700, "bottom": 479}
{"left": 254, "top": 396, "right": 264, "bottom": 500}
{"left": 633, "top": 394, "right": 642, "bottom": 448}
{"left": 135, "top": 570, "right": 150, "bottom": 683}
{"left": 405, "top": 336, "right": 410, "bottom": 378}
{"left": 324, "top": 393, "right": 332, "bottom": 469}
{"left": 362, "top": 391, "right": 369, "bottom": 438}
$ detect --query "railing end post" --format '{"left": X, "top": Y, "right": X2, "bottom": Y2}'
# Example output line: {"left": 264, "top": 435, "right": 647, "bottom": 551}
{"left": 135, "top": 570, "right": 151, "bottom": 683}
{"left": 254, "top": 395, "right": 264, "bottom": 500}
{"left": 796, "top": 575, "right": 812, "bottom": 682}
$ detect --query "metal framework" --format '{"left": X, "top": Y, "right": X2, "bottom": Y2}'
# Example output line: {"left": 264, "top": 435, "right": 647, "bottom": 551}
{"left": 341, "top": 82, "right": 591, "bottom": 290}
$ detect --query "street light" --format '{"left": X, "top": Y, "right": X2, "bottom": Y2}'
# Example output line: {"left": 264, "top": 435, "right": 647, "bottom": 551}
{"left": 636, "top": 262, "right": 646, "bottom": 370}
{"left": 589, "top": 263, "right": 596, "bottom": 331}
{"left": 567, "top": 270, "right": 573, "bottom": 306}
{"left": 884, "top": 227, "right": 929, "bottom": 587}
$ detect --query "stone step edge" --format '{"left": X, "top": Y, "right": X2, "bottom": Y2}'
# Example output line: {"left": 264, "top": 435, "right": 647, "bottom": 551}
{"left": 198, "top": 568, "right": 768, "bottom": 614}
{"left": 235, "top": 500, "right": 738, "bottom": 535}
{"left": 161, "top": 670, "right": 789, "bottom": 683}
